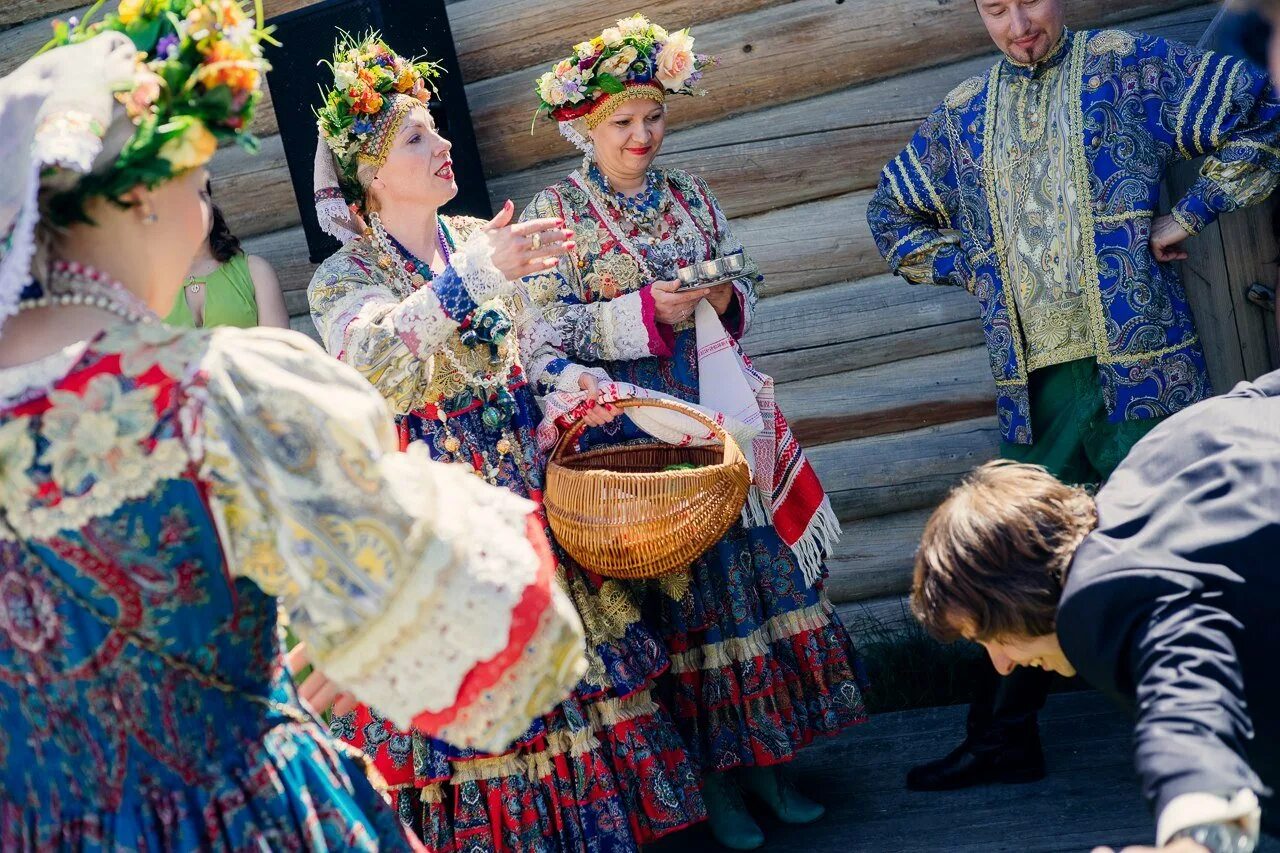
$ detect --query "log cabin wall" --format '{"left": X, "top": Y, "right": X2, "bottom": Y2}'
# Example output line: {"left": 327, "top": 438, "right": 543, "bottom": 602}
{"left": 4, "top": 1, "right": 1256, "bottom": 630}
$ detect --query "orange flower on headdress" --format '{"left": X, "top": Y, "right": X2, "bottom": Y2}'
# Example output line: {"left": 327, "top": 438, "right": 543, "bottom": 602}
{"left": 395, "top": 66, "right": 417, "bottom": 93}
{"left": 198, "top": 39, "right": 260, "bottom": 92}
{"left": 349, "top": 83, "right": 384, "bottom": 114}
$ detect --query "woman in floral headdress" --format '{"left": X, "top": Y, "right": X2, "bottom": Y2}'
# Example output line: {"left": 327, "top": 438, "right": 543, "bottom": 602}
{"left": 522, "top": 16, "right": 871, "bottom": 849}
{"left": 307, "top": 32, "right": 705, "bottom": 852}
{"left": 0, "top": 2, "right": 590, "bottom": 850}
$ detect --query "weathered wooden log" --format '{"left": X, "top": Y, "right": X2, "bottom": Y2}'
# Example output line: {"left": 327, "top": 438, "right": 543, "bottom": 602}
{"left": 466, "top": 0, "right": 1204, "bottom": 178}
{"left": 212, "top": 3, "right": 1214, "bottom": 240}
{"left": 823, "top": 509, "right": 933, "bottom": 604}
{"left": 808, "top": 417, "right": 999, "bottom": 521}
{"left": 775, "top": 346, "right": 996, "bottom": 447}
{"left": 743, "top": 274, "right": 981, "bottom": 383}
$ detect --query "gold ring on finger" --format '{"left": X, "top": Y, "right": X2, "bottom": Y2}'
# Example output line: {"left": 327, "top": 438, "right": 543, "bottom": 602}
{"left": 531, "top": 232, "right": 542, "bottom": 251}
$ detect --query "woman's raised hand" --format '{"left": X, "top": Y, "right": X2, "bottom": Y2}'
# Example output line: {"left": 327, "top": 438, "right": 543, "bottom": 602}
{"left": 650, "top": 279, "right": 706, "bottom": 325}
{"left": 485, "top": 199, "right": 576, "bottom": 281}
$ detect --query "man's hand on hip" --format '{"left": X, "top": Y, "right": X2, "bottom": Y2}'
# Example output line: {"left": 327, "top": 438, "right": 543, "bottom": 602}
{"left": 1150, "top": 215, "right": 1192, "bottom": 262}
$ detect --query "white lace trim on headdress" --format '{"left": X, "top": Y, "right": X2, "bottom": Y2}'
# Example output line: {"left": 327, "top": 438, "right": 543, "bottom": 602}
{"left": 313, "top": 138, "right": 363, "bottom": 244}
{"left": 559, "top": 121, "right": 594, "bottom": 158}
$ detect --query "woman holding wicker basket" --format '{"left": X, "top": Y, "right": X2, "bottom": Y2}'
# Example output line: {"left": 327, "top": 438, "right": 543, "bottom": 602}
{"left": 522, "top": 16, "right": 870, "bottom": 850}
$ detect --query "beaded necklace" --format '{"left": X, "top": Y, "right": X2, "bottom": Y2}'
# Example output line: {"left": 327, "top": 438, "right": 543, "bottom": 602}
{"left": 585, "top": 162, "right": 669, "bottom": 237}
{"left": 368, "top": 214, "right": 525, "bottom": 478}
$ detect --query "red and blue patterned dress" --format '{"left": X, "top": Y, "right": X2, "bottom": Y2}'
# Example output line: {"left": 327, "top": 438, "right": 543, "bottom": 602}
{"left": 522, "top": 167, "right": 870, "bottom": 774}
{"left": 308, "top": 215, "right": 705, "bottom": 851}
{"left": 0, "top": 321, "right": 586, "bottom": 849}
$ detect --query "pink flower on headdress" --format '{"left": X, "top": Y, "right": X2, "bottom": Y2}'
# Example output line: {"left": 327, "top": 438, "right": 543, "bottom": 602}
{"left": 123, "top": 69, "right": 164, "bottom": 120}
{"left": 410, "top": 78, "right": 431, "bottom": 104}
{"left": 655, "top": 30, "right": 696, "bottom": 91}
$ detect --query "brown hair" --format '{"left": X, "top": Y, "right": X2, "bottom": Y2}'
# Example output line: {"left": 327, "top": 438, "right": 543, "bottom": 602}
{"left": 911, "top": 460, "right": 1098, "bottom": 643}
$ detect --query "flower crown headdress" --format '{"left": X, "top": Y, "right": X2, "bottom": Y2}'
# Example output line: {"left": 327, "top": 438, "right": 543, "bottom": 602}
{"left": 533, "top": 15, "right": 715, "bottom": 154}
{"left": 315, "top": 31, "right": 442, "bottom": 211}
{"left": 40, "top": 0, "right": 273, "bottom": 227}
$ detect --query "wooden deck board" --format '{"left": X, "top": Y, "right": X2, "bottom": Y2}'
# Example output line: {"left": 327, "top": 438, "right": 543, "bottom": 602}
{"left": 653, "top": 691, "right": 1279, "bottom": 853}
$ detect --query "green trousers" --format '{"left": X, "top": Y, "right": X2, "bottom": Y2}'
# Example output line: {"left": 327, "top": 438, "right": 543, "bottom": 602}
{"left": 999, "top": 358, "right": 1164, "bottom": 488}
{"left": 972, "top": 358, "right": 1165, "bottom": 747}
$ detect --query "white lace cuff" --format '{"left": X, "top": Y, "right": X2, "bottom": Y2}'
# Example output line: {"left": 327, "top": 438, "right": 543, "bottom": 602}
{"left": 451, "top": 229, "right": 513, "bottom": 304}
{"left": 553, "top": 363, "right": 611, "bottom": 394}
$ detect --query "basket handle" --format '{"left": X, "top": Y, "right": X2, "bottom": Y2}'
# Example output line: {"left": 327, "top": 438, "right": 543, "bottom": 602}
{"left": 551, "top": 397, "right": 733, "bottom": 463}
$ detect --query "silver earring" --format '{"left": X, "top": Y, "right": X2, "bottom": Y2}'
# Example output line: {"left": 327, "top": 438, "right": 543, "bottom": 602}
{"left": 143, "top": 210, "right": 158, "bottom": 224}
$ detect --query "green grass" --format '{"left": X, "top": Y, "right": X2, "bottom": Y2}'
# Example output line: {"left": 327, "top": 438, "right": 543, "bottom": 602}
{"left": 854, "top": 608, "right": 986, "bottom": 715}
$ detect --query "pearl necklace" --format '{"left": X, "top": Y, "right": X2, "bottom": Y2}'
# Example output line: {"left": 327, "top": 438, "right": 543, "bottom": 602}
{"left": 367, "top": 212, "right": 450, "bottom": 292}
{"left": 18, "top": 260, "right": 158, "bottom": 324}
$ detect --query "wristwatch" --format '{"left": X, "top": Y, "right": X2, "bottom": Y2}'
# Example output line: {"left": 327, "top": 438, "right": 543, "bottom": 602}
{"left": 1170, "top": 822, "right": 1256, "bottom": 853}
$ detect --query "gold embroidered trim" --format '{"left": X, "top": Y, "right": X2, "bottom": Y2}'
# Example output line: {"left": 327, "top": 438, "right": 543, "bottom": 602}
{"left": 907, "top": 146, "right": 951, "bottom": 227}
{"left": 1227, "top": 138, "right": 1280, "bottom": 159}
{"left": 1026, "top": 341, "right": 1095, "bottom": 373}
{"left": 584, "top": 84, "right": 666, "bottom": 130}
{"left": 1169, "top": 207, "right": 1201, "bottom": 237}
{"left": 1211, "top": 64, "right": 1243, "bottom": 149}
{"left": 1064, "top": 34, "right": 1111, "bottom": 364}
{"left": 980, "top": 62, "right": 1028, "bottom": 383}
{"left": 1194, "top": 56, "right": 1231, "bottom": 155}
{"left": 1176, "top": 55, "right": 1215, "bottom": 160}
{"left": 885, "top": 166, "right": 916, "bottom": 218}
{"left": 1087, "top": 30, "right": 1136, "bottom": 58}
{"left": 946, "top": 75, "right": 985, "bottom": 111}
{"left": 356, "top": 96, "right": 416, "bottom": 169}
{"left": 894, "top": 157, "right": 929, "bottom": 215}
{"left": 887, "top": 226, "right": 935, "bottom": 262}
{"left": 1094, "top": 210, "right": 1153, "bottom": 225}
{"left": 668, "top": 600, "right": 834, "bottom": 675}
{"left": 1097, "top": 335, "right": 1202, "bottom": 366}
{"left": 420, "top": 783, "right": 444, "bottom": 804}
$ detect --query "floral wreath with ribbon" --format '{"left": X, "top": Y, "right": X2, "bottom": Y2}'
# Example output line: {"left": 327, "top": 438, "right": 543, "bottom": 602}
{"left": 39, "top": 0, "right": 273, "bottom": 227}
{"left": 531, "top": 14, "right": 715, "bottom": 156}
{"left": 314, "top": 30, "right": 442, "bottom": 226}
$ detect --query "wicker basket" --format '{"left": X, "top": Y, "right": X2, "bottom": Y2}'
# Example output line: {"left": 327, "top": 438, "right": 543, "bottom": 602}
{"left": 544, "top": 398, "right": 751, "bottom": 580}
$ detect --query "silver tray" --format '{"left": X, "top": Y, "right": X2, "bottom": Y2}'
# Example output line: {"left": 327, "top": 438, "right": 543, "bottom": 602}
{"left": 675, "top": 272, "right": 743, "bottom": 292}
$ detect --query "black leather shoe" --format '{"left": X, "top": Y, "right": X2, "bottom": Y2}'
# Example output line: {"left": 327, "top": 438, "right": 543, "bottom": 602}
{"left": 905, "top": 736, "right": 1046, "bottom": 792}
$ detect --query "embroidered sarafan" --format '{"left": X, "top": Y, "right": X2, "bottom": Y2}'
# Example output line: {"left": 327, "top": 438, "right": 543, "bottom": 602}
{"left": 521, "top": 168, "right": 869, "bottom": 773}
{"left": 868, "top": 29, "right": 1280, "bottom": 444}
{"left": 0, "top": 322, "right": 587, "bottom": 847}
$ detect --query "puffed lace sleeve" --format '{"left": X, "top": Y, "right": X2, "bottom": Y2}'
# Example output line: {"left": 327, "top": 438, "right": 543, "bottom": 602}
{"left": 185, "top": 327, "right": 586, "bottom": 751}
{"left": 307, "top": 231, "right": 512, "bottom": 414}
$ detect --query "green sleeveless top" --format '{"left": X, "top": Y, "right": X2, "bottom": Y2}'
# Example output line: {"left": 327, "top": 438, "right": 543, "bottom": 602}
{"left": 164, "top": 252, "right": 259, "bottom": 328}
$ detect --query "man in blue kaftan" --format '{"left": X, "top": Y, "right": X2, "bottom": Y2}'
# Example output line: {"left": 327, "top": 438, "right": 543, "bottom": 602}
{"left": 867, "top": 0, "right": 1280, "bottom": 793}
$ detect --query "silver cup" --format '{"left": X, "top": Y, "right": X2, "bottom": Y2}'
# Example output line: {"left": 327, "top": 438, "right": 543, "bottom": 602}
{"left": 677, "top": 266, "right": 700, "bottom": 286}
{"left": 721, "top": 252, "right": 746, "bottom": 274}
{"left": 698, "top": 259, "right": 723, "bottom": 280}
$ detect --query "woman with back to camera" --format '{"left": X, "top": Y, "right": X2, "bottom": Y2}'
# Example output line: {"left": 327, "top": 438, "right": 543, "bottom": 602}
{"left": 0, "top": 4, "right": 586, "bottom": 848}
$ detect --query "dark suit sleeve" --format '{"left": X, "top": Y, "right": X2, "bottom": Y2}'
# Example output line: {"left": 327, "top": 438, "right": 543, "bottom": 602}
{"left": 1125, "top": 592, "right": 1263, "bottom": 818}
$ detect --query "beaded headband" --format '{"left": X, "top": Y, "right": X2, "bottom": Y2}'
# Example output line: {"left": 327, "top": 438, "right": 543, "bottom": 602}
{"left": 583, "top": 83, "right": 666, "bottom": 130}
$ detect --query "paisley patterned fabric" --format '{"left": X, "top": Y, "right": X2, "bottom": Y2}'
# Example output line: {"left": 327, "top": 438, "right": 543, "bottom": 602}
{"left": 990, "top": 35, "right": 1094, "bottom": 373}
{"left": 309, "top": 216, "right": 705, "bottom": 850}
{"left": 521, "top": 168, "right": 869, "bottom": 773}
{"left": 0, "top": 322, "right": 589, "bottom": 850}
{"left": 868, "top": 29, "right": 1280, "bottom": 444}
